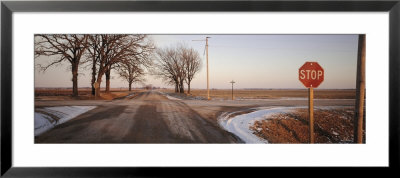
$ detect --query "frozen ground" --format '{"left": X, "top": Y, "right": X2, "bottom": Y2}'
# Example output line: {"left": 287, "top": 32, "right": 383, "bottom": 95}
{"left": 35, "top": 106, "right": 96, "bottom": 136}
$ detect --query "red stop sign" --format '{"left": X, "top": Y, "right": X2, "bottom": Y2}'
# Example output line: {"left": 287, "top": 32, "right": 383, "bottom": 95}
{"left": 299, "top": 62, "right": 324, "bottom": 88}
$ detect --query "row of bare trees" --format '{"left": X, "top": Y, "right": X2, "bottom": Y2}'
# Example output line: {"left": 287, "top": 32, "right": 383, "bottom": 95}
{"left": 35, "top": 34, "right": 153, "bottom": 97}
{"left": 35, "top": 35, "right": 202, "bottom": 97}
{"left": 151, "top": 44, "right": 202, "bottom": 94}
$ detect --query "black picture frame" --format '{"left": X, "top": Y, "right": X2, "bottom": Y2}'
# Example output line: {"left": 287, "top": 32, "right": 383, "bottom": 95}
{"left": 1, "top": 0, "right": 399, "bottom": 177}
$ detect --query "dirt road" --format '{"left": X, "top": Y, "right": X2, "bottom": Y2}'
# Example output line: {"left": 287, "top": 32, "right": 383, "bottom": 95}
{"left": 35, "top": 90, "right": 355, "bottom": 143}
{"left": 35, "top": 91, "right": 240, "bottom": 143}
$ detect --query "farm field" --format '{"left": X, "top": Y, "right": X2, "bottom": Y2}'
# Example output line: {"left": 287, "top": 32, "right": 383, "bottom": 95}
{"left": 35, "top": 88, "right": 357, "bottom": 101}
{"left": 161, "top": 89, "right": 357, "bottom": 100}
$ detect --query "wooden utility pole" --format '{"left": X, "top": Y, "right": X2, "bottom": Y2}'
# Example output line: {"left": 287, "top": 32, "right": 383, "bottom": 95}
{"left": 193, "top": 37, "right": 211, "bottom": 100}
{"left": 309, "top": 87, "right": 314, "bottom": 143}
{"left": 230, "top": 80, "right": 235, "bottom": 100}
{"left": 206, "top": 37, "right": 210, "bottom": 100}
{"left": 354, "top": 34, "right": 366, "bottom": 143}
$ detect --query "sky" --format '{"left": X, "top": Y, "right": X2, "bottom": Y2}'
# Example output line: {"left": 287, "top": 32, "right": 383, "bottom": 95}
{"left": 35, "top": 34, "right": 359, "bottom": 89}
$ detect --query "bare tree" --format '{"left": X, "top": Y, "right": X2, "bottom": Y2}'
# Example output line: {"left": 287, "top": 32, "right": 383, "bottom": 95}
{"left": 93, "top": 34, "right": 153, "bottom": 97}
{"left": 85, "top": 34, "right": 101, "bottom": 95}
{"left": 35, "top": 34, "right": 89, "bottom": 97}
{"left": 181, "top": 47, "right": 201, "bottom": 94}
{"left": 174, "top": 49, "right": 186, "bottom": 93}
{"left": 151, "top": 47, "right": 182, "bottom": 93}
{"left": 116, "top": 39, "right": 153, "bottom": 91}
{"left": 152, "top": 44, "right": 201, "bottom": 94}
{"left": 118, "top": 60, "right": 145, "bottom": 91}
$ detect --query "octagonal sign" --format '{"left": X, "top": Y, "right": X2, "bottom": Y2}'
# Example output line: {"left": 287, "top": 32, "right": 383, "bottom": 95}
{"left": 299, "top": 62, "right": 324, "bottom": 88}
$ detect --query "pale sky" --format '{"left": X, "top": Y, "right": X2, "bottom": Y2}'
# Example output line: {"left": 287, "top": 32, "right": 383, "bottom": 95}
{"left": 35, "top": 34, "right": 359, "bottom": 89}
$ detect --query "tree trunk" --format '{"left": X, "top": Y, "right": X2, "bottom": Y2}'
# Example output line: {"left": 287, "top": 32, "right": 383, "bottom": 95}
{"left": 95, "top": 69, "right": 107, "bottom": 98}
{"left": 95, "top": 78, "right": 102, "bottom": 98}
{"left": 129, "top": 82, "right": 132, "bottom": 91}
{"left": 179, "top": 79, "right": 185, "bottom": 93}
{"left": 187, "top": 80, "right": 191, "bottom": 94}
{"left": 105, "top": 69, "right": 111, "bottom": 93}
{"left": 72, "top": 64, "right": 79, "bottom": 97}
{"left": 175, "top": 82, "right": 179, "bottom": 93}
{"left": 91, "top": 60, "right": 96, "bottom": 95}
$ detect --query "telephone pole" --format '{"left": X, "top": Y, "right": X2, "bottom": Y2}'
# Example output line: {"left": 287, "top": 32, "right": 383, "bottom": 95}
{"left": 193, "top": 37, "right": 211, "bottom": 100}
{"left": 230, "top": 80, "right": 235, "bottom": 100}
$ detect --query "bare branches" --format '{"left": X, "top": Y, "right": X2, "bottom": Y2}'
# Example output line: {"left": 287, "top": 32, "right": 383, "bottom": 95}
{"left": 35, "top": 35, "right": 89, "bottom": 68}
{"left": 181, "top": 46, "right": 202, "bottom": 94}
{"left": 35, "top": 34, "right": 154, "bottom": 96}
{"left": 35, "top": 34, "right": 89, "bottom": 96}
{"left": 117, "top": 59, "right": 146, "bottom": 91}
{"left": 83, "top": 34, "right": 154, "bottom": 95}
{"left": 151, "top": 43, "right": 201, "bottom": 94}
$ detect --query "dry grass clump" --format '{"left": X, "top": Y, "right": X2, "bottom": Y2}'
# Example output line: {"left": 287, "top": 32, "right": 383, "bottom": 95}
{"left": 35, "top": 88, "right": 93, "bottom": 96}
{"left": 98, "top": 92, "right": 130, "bottom": 100}
{"left": 250, "top": 108, "right": 364, "bottom": 143}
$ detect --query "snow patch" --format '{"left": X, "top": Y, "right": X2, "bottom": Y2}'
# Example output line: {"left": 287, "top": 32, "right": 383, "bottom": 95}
{"left": 218, "top": 107, "right": 303, "bottom": 143}
{"left": 156, "top": 91, "right": 183, "bottom": 100}
{"left": 35, "top": 106, "right": 96, "bottom": 136}
{"left": 332, "top": 131, "right": 339, "bottom": 136}
{"left": 165, "top": 95, "right": 182, "bottom": 101}
{"left": 124, "top": 92, "right": 136, "bottom": 98}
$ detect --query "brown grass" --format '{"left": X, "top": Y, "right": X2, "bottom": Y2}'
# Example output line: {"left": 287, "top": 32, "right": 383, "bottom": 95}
{"left": 167, "top": 89, "right": 356, "bottom": 100}
{"left": 35, "top": 88, "right": 133, "bottom": 96}
{"left": 35, "top": 88, "right": 144, "bottom": 100}
{"left": 250, "top": 108, "right": 365, "bottom": 143}
{"left": 98, "top": 92, "right": 130, "bottom": 100}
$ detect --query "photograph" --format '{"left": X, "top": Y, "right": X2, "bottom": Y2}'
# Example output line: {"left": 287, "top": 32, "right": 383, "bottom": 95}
{"left": 34, "top": 34, "right": 366, "bottom": 144}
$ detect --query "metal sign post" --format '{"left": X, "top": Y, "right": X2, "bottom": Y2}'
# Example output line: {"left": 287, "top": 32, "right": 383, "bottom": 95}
{"left": 299, "top": 61, "right": 324, "bottom": 143}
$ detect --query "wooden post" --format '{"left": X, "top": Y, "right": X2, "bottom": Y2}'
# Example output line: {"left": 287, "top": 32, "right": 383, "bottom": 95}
{"left": 230, "top": 80, "right": 235, "bottom": 100}
{"left": 231, "top": 83, "right": 233, "bottom": 100}
{"left": 206, "top": 37, "right": 210, "bottom": 100}
{"left": 354, "top": 34, "right": 366, "bottom": 143}
{"left": 309, "top": 87, "right": 314, "bottom": 143}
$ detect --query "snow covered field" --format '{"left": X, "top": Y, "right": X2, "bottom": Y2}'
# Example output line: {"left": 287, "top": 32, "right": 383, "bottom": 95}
{"left": 218, "top": 107, "right": 304, "bottom": 143}
{"left": 35, "top": 106, "right": 96, "bottom": 136}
